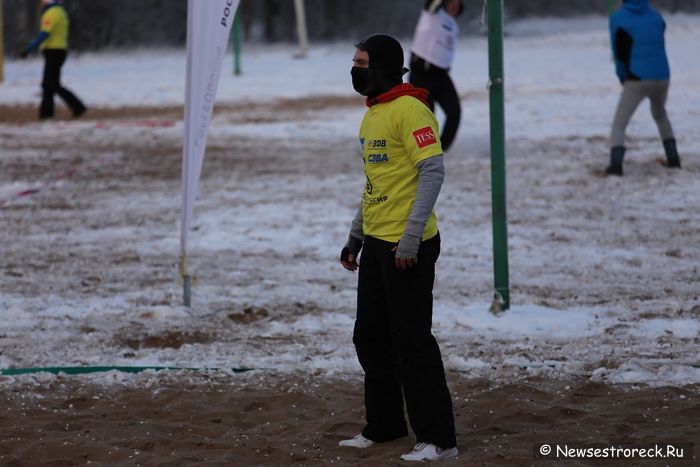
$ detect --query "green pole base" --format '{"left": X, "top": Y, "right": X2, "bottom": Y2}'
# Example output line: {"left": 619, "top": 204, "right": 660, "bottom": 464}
{"left": 489, "top": 288, "right": 509, "bottom": 315}
{"left": 183, "top": 274, "right": 191, "bottom": 307}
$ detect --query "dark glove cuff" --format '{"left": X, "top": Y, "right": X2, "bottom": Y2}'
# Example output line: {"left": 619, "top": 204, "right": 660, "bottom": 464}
{"left": 341, "top": 235, "right": 363, "bottom": 262}
{"left": 346, "top": 235, "right": 363, "bottom": 256}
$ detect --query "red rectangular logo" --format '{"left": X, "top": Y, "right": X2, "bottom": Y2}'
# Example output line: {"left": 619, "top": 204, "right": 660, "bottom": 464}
{"left": 412, "top": 127, "right": 437, "bottom": 148}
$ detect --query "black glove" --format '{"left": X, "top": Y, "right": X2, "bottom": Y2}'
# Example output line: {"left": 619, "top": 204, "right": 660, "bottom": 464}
{"left": 340, "top": 235, "right": 363, "bottom": 263}
{"left": 20, "top": 49, "right": 30, "bottom": 59}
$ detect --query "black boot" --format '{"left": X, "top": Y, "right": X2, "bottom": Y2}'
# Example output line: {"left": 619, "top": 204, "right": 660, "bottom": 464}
{"left": 663, "top": 138, "right": 681, "bottom": 168}
{"left": 605, "top": 146, "right": 625, "bottom": 176}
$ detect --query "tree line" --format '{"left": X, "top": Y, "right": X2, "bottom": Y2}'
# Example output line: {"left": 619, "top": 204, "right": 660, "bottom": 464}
{"left": 3, "top": 0, "right": 699, "bottom": 55}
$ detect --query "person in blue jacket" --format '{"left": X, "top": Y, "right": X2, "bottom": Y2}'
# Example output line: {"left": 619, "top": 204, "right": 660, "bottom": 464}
{"left": 606, "top": 0, "right": 680, "bottom": 176}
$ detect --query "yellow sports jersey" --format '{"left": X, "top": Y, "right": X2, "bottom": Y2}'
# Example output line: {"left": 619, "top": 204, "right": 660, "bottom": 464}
{"left": 359, "top": 94, "right": 442, "bottom": 242}
{"left": 40, "top": 6, "right": 69, "bottom": 50}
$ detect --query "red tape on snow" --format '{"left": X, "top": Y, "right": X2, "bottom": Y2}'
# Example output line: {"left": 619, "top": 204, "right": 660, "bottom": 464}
{"left": 0, "top": 155, "right": 119, "bottom": 208}
{"left": 93, "top": 119, "right": 176, "bottom": 129}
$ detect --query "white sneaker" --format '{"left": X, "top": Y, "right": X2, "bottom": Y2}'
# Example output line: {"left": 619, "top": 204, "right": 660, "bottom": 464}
{"left": 338, "top": 433, "right": 375, "bottom": 449}
{"left": 400, "top": 442, "right": 458, "bottom": 461}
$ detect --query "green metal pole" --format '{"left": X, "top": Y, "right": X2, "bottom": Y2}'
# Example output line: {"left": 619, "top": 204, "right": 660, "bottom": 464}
{"left": 180, "top": 253, "right": 191, "bottom": 307}
{"left": 183, "top": 274, "right": 192, "bottom": 307}
{"left": 232, "top": 10, "right": 241, "bottom": 75}
{"left": 487, "top": 0, "right": 510, "bottom": 311}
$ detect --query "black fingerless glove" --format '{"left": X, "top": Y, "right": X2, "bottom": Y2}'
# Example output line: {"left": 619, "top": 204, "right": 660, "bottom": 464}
{"left": 340, "top": 235, "right": 363, "bottom": 262}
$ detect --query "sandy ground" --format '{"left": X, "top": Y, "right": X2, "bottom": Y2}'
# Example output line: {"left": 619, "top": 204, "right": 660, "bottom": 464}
{"left": 0, "top": 372, "right": 698, "bottom": 466}
{"left": 1, "top": 100, "right": 699, "bottom": 465}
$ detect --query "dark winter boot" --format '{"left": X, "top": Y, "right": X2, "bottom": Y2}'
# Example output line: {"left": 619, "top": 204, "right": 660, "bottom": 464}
{"left": 605, "top": 146, "right": 625, "bottom": 176}
{"left": 663, "top": 138, "right": 681, "bottom": 168}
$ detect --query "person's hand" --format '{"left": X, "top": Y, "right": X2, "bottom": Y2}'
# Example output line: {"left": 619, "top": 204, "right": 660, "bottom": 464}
{"left": 20, "top": 49, "right": 30, "bottom": 59}
{"left": 340, "top": 235, "right": 363, "bottom": 272}
{"left": 393, "top": 234, "right": 421, "bottom": 271}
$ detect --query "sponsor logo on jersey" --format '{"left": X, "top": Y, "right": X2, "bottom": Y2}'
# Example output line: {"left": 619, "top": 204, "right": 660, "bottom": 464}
{"left": 362, "top": 193, "right": 388, "bottom": 204}
{"left": 413, "top": 126, "right": 437, "bottom": 148}
{"left": 367, "top": 139, "right": 387, "bottom": 149}
{"left": 367, "top": 153, "right": 389, "bottom": 163}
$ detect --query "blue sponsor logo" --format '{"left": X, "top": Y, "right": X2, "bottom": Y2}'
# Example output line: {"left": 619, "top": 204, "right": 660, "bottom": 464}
{"left": 368, "top": 153, "right": 389, "bottom": 163}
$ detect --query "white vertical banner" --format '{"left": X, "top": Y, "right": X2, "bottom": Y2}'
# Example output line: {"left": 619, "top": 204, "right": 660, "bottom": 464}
{"left": 180, "top": 0, "right": 240, "bottom": 279}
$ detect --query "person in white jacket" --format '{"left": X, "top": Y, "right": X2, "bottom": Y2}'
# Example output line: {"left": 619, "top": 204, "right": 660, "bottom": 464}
{"left": 409, "top": 0, "right": 464, "bottom": 152}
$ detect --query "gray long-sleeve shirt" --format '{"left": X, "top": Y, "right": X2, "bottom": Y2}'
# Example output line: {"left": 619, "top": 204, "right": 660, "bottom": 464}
{"left": 349, "top": 155, "right": 444, "bottom": 259}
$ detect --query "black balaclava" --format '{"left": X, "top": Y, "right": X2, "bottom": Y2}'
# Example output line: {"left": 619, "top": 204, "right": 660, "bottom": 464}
{"left": 352, "top": 34, "right": 406, "bottom": 98}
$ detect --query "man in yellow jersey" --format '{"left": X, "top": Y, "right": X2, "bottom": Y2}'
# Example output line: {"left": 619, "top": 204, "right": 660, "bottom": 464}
{"left": 21, "top": 0, "right": 86, "bottom": 119}
{"left": 338, "top": 33, "right": 457, "bottom": 462}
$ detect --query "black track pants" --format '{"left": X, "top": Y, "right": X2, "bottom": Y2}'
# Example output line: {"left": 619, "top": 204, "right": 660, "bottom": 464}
{"left": 409, "top": 64, "right": 461, "bottom": 152}
{"left": 41, "top": 49, "right": 85, "bottom": 119}
{"left": 354, "top": 234, "right": 456, "bottom": 448}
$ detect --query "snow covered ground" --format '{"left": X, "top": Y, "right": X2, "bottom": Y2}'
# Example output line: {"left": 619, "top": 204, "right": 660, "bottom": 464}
{"left": 1, "top": 15, "right": 699, "bottom": 387}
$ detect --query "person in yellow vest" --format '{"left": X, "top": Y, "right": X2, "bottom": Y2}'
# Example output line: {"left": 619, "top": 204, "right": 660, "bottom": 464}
{"left": 338, "top": 34, "right": 458, "bottom": 462}
{"left": 21, "top": 0, "right": 86, "bottom": 119}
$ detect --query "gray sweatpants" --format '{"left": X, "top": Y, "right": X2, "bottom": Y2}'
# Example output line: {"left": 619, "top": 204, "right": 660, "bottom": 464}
{"left": 610, "top": 80, "right": 675, "bottom": 148}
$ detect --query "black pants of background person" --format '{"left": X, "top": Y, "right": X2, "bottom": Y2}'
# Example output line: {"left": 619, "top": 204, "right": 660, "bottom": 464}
{"left": 41, "top": 49, "right": 85, "bottom": 119}
{"left": 409, "top": 55, "right": 461, "bottom": 152}
{"left": 353, "top": 234, "right": 456, "bottom": 449}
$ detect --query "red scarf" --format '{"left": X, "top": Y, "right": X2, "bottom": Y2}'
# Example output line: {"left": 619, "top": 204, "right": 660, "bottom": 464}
{"left": 366, "top": 83, "right": 430, "bottom": 108}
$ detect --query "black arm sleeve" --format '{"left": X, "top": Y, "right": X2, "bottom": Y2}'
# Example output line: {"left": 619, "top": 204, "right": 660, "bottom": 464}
{"left": 615, "top": 28, "right": 639, "bottom": 80}
{"left": 615, "top": 28, "right": 633, "bottom": 66}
